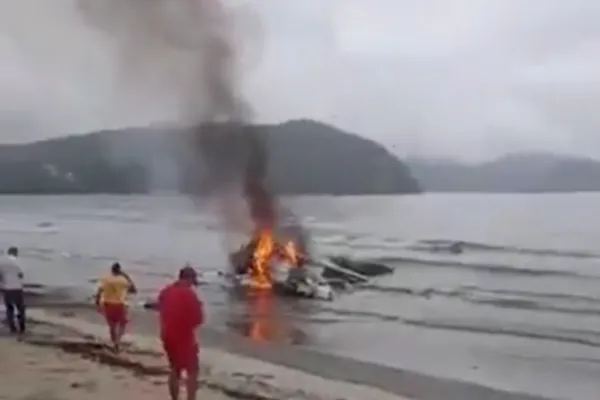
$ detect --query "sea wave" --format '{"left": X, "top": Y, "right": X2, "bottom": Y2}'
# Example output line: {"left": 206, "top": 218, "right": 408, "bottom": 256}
{"left": 317, "top": 304, "right": 600, "bottom": 348}
{"left": 361, "top": 284, "right": 600, "bottom": 317}
{"left": 368, "top": 255, "right": 597, "bottom": 279}
{"left": 410, "top": 238, "right": 600, "bottom": 259}
{"left": 403, "top": 319, "right": 600, "bottom": 349}
{"left": 0, "top": 223, "right": 59, "bottom": 236}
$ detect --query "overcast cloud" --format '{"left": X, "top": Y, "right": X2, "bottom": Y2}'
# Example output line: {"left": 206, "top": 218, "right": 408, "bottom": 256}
{"left": 1, "top": 0, "right": 599, "bottom": 161}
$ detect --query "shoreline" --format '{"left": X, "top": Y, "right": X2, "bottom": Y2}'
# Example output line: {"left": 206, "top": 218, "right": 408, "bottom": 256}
{"left": 24, "top": 303, "right": 554, "bottom": 400}
{"left": 1, "top": 318, "right": 233, "bottom": 400}
{"left": 24, "top": 307, "right": 412, "bottom": 400}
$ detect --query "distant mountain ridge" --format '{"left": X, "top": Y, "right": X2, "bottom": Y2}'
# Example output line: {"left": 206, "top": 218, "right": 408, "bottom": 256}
{"left": 0, "top": 119, "right": 421, "bottom": 195}
{"left": 407, "top": 153, "right": 600, "bottom": 192}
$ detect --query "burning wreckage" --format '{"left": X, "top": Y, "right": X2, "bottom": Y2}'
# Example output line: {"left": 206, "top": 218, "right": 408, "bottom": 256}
{"left": 228, "top": 229, "right": 333, "bottom": 300}
{"left": 227, "top": 228, "right": 393, "bottom": 301}
{"left": 139, "top": 229, "right": 390, "bottom": 312}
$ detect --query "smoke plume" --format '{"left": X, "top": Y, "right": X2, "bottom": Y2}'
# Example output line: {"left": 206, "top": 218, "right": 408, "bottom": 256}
{"left": 75, "top": 0, "right": 307, "bottom": 254}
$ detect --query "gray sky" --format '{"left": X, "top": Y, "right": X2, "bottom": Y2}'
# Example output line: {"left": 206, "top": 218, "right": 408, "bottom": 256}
{"left": 1, "top": 0, "right": 600, "bottom": 161}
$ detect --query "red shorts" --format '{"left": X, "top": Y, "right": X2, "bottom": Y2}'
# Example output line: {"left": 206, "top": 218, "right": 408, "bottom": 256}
{"left": 162, "top": 337, "right": 198, "bottom": 372}
{"left": 102, "top": 303, "right": 128, "bottom": 326}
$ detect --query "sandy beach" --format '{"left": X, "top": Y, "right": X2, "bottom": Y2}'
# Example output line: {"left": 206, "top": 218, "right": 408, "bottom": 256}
{"left": 1, "top": 306, "right": 414, "bottom": 400}
{"left": 0, "top": 299, "right": 560, "bottom": 400}
{"left": 0, "top": 320, "right": 235, "bottom": 400}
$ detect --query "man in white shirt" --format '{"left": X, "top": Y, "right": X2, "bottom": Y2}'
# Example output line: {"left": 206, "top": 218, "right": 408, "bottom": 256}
{"left": 0, "top": 247, "right": 26, "bottom": 337}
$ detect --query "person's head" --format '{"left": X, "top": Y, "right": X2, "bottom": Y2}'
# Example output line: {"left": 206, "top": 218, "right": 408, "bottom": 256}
{"left": 111, "top": 262, "right": 122, "bottom": 275}
{"left": 178, "top": 264, "right": 198, "bottom": 286}
{"left": 7, "top": 246, "right": 18, "bottom": 257}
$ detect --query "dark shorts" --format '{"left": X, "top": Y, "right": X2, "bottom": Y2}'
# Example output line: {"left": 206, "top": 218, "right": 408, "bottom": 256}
{"left": 102, "top": 303, "right": 128, "bottom": 326}
{"left": 162, "top": 337, "right": 198, "bottom": 372}
{"left": 3, "top": 289, "right": 26, "bottom": 333}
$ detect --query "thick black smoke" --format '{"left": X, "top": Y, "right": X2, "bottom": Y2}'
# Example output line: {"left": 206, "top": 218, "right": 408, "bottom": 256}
{"left": 194, "top": 122, "right": 276, "bottom": 230}
{"left": 76, "top": 0, "right": 308, "bottom": 255}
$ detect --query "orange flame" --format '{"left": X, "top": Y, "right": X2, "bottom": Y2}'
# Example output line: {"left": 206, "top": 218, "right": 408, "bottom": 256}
{"left": 250, "top": 230, "right": 275, "bottom": 289}
{"left": 247, "top": 229, "right": 302, "bottom": 289}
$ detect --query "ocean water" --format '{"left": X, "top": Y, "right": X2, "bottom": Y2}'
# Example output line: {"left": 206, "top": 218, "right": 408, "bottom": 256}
{"left": 3, "top": 193, "right": 600, "bottom": 399}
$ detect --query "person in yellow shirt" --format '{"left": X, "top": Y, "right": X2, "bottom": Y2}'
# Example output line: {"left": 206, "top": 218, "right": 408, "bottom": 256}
{"left": 95, "top": 262, "right": 137, "bottom": 352}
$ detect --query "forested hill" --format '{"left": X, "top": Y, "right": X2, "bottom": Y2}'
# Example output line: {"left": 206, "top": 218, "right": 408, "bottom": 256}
{"left": 0, "top": 120, "right": 421, "bottom": 195}
{"left": 408, "top": 153, "right": 600, "bottom": 192}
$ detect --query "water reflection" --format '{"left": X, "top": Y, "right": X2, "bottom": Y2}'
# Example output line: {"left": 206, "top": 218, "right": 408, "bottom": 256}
{"left": 226, "top": 289, "right": 312, "bottom": 345}
{"left": 247, "top": 291, "right": 273, "bottom": 342}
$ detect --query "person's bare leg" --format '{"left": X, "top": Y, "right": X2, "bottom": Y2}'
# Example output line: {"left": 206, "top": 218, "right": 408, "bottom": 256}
{"left": 116, "top": 307, "right": 129, "bottom": 349}
{"left": 115, "top": 322, "right": 127, "bottom": 351}
{"left": 108, "top": 324, "right": 119, "bottom": 351}
{"left": 185, "top": 366, "right": 199, "bottom": 400}
{"left": 168, "top": 368, "right": 181, "bottom": 400}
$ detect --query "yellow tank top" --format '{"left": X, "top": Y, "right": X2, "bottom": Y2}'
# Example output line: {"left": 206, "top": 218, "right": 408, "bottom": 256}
{"left": 99, "top": 274, "right": 130, "bottom": 305}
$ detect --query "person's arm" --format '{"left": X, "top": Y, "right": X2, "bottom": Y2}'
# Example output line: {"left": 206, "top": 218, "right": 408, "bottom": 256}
{"left": 94, "top": 278, "right": 105, "bottom": 307}
{"left": 157, "top": 287, "right": 166, "bottom": 312}
{"left": 122, "top": 272, "right": 137, "bottom": 294}
{"left": 188, "top": 291, "right": 204, "bottom": 328}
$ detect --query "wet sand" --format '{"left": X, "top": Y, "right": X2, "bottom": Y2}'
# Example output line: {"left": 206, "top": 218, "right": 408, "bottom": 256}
{"left": 0, "top": 321, "right": 234, "bottom": 400}
{"left": 28, "top": 303, "right": 555, "bottom": 400}
{"left": 15, "top": 307, "right": 412, "bottom": 400}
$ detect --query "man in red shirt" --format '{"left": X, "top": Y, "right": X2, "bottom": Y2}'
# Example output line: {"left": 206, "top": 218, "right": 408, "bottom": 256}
{"left": 158, "top": 266, "right": 204, "bottom": 400}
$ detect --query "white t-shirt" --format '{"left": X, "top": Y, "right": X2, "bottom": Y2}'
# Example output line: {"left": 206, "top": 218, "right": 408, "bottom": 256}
{"left": 0, "top": 256, "right": 24, "bottom": 290}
